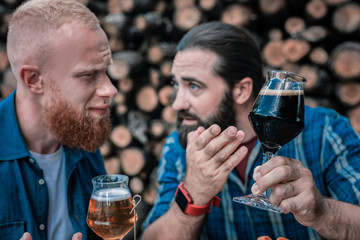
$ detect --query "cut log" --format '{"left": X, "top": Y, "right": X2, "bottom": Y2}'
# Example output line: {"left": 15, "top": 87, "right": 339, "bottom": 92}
{"left": 147, "top": 42, "right": 177, "bottom": 64}
{"left": 161, "top": 105, "right": 177, "bottom": 124}
{"left": 348, "top": 105, "right": 360, "bottom": 134}
{"left": 281, "top": 63, "right": 300, "bottom": 73}
{"left": 135, "top": 85, "right": 159, "bottom": 112}
{"left": 284, "top": 17, "right": 306, "bottom": 36}
{"left": 117, "top": 77, "right": 134, "bottom": 93}
{"left": 149, "top": 68, "right": 161, "bottom": 88}
{"left": 108, "top": 51, "right": 143, "bottom": 80}
{"left": 119, "top": 147, "right": 145, "bottom": 176}
{"left": 149, "top": 119, "right": 167, "bottom": 140}
{"left": 298, "top": 64, "right": 321, "bottom": 92}
{"left": 324, "top": 0, "right": 349, "bottom": 6}
{"left": 160, "top": 60, "right": 173, "bottom": 77}
{"left": 173, "top": 0, "right": 196, "bottom": 9}
{"left": 268, "top": 28, "right": 283, "bottom": 41}
{"left": 281, "top": 38, "right": 310, "bottom": 62}
{"left": 337, "top": 82, "right": 360, "bottom": 107}
{"left": 100, "top": 141, "right": 112, "bottom": 158}
{"left": 148, "top": 139, "right": 166, "bottom": 161}
{"left": 116, "top": 103, "right": 128, "bottom": 115}
{"left": 332, "top": 2, "right": 360, "bottom": 34}
{"left": 300, "top": 26, "right": 328, "bottom": 43}
{"left": 258, "top": 0, "right": 285, "bottom": 15}
{"left": 305, "top": 0, "right": 328, "bottom": 21}
{"left": 104, "top": 156, "right": 121, "bottom": 175}
{"left": 1, "top": 67, "right": 16, "bottom": 99}
{"left": 158, "top": 85, "right": 174, "bottom": 106}
{"left": 329, "top": 42, "right": 360, "bottom": 81}
{"left": 129, "top": 176, "right": 144, "bottom": 194}
{"left": 174, "top": 5, "right": 202, "bottom": 31}
{"left": 310, "top": 47, "right": 329, "bottom": 65}
{"left": 114, "top": 92, "right": 126, "bottom": 105}
{"left": 221, "top": 3, "right": 254, "bottom": 27}
{"left": 110, "top": 125, "right": 133, "bottom": 148}
{"left": 263, "top": 41, "right": 287, "bottom": 67}
{"left": 0, "top": 46, "right": 9, "bottom": 71}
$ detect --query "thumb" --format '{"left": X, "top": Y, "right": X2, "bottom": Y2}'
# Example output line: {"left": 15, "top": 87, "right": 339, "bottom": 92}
{"left": 72, "top": 232, "right": 83, "bottom": 240}
{"left": 20, "top": 232, "right": 32, "bottom": 240}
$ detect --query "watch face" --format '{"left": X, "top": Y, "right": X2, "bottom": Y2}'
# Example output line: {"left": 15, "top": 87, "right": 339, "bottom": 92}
{"left": 175, "top": 189, "right": 188, "bottom": 212}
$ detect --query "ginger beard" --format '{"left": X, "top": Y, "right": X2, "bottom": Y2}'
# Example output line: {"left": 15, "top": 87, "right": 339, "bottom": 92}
{"left": 177, "top": 90, "right": 236, "bottom": 148}
{"left": 43, "top": 89, "right": 111, "bottom": 152}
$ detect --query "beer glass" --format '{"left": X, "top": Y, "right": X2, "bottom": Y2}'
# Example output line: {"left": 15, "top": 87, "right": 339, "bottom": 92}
{"left": 233, "top": 70, "right": 306, "bottom": 213}
{"left": 87, "top": 174, "right": 137, "bottom": 240}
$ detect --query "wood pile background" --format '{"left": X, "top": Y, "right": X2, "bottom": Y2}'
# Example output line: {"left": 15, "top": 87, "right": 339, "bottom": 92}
{"left": 1, "top": 0, "right": 360, "bottom": 238}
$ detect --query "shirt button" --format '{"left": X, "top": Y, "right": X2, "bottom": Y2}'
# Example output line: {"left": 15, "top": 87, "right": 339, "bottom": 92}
{"left": 38, "top": 179, "right": 45, "bottom": 185}
{"left": 39, "top": 224, "right": 45, "bottom": 231}
{"left": 29, "top": 158, "right": 35, "bottom": 164}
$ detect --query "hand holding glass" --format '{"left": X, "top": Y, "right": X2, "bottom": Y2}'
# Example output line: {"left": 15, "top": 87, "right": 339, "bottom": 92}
{"left": 233, "top": 70, "right": 306, "bottom": 213}
{"left": 87, "top": 174, "right": 137, "bottom": 240}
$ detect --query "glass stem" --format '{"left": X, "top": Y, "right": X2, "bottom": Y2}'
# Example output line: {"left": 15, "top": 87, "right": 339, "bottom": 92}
{"left": 260, "top": 152, "right": 274, "bottom": 199}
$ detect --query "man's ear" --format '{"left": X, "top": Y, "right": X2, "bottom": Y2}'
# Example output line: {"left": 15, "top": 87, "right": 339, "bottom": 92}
{"left": 232, "top": 77, "right": 253, "bottom": 104}
{"left": 19, "top": 65, "right": 43, "bottom": 94}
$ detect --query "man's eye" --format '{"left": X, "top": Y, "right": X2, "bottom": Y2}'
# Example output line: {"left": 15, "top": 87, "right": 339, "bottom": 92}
{"left": 171, "top": 80, "right": 179, "bottom": 89}
{"left": 190, "top": 83, "right": 199, "bottom": 90}
{"left": 82, "top": 73, "right": 94, "bottom": 78}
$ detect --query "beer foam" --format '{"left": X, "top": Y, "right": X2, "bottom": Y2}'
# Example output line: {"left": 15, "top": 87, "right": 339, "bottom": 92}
{"left": 92, "top": 188, "right": 131, "bottom": 201}
{"left": 259, "top": 89, "right": 304, "bottom": 96}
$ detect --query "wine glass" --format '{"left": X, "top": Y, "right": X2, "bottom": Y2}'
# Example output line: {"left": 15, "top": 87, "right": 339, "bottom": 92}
{"left": 233, "top": 70, "right": 306, "bottom": 213}
{"left": 87, "top": 174, "right": 137, "bottom": 240}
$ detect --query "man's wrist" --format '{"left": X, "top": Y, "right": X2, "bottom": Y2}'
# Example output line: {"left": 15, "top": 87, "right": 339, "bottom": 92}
{"left": 175, "top": 182, "right": 221, "bottom": 216}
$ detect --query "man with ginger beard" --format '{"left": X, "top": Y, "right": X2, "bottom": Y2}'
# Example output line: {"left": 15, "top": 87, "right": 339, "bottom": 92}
{"left": 0, "top": 0, "right": 117, "bottom": 240}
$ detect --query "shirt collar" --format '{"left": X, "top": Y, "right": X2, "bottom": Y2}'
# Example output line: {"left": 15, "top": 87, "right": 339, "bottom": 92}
{"left": 0, "top": 90, "right": 30, "bottom": 161}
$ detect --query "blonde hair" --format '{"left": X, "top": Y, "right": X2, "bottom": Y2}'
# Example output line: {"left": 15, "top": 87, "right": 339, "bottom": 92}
{"left": 7, "top": 0, "right": 100, "bottom": 80}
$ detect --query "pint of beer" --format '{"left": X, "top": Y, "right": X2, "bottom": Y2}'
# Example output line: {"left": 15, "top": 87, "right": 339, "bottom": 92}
{"left": 87, "top": 175, "right": 136, "bottom": 240}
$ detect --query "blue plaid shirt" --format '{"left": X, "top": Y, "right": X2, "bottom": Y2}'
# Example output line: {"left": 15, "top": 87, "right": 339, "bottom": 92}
{"left": 143, "top": 106, "right": 360, "bottom": 240}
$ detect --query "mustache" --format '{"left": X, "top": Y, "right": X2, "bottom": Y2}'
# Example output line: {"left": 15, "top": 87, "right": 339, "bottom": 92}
{"left": 177, "top": 110, "right": 199, "bottom": 120}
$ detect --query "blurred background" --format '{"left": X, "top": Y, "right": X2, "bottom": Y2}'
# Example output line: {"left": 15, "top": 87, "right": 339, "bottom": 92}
{"left": 1, "top": 0, "right": 360, "bottom": 238}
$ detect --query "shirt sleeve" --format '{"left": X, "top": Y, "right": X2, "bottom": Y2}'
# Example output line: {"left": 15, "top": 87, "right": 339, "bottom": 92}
{"left": 320, "top": 108, "right": 360, "bottom": 204}
{"left": 142, "top": 131, "right": 186, "bottom": 230}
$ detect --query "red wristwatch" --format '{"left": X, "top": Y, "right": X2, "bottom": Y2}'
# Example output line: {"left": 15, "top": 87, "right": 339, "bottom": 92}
{"left": 175, "top": 182, "right": 221, "bottom": 216}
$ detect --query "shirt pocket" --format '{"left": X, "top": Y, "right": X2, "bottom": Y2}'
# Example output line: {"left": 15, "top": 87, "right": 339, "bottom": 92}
{"left": 0, "top": 221, "right": 25, "bottom": 240}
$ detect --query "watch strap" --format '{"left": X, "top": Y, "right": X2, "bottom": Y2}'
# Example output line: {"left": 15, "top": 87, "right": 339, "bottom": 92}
{"left": 175, "top": 182, "right": 221, "bottom": 216}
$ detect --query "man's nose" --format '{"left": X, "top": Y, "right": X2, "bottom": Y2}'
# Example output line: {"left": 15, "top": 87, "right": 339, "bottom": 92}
{"left": 97, "top": 74, "right": 118, "bottom": 99}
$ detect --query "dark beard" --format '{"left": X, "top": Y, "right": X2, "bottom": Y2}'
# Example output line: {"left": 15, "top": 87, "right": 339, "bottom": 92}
{"left": 43, "top": 91, "right": 111, "bottom": 152}
{"left": 177, "top": 91, "right": 236, "bottom": 148}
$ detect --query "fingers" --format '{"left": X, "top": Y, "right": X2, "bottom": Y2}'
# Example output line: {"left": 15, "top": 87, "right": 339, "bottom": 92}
{"left": 20, "top": 233, "right": 32, "bottom": 240}
{"left": 191, "top": 124, "right": 244, "bottom": 156}
{"left": 221, "top": 145, "right": 248, "bottom": 172}
{"left": 251, "top": 157, "right": 302, "bottom": 195}
{"left": 72, "top": 232, "right": 83, "bottom": 240}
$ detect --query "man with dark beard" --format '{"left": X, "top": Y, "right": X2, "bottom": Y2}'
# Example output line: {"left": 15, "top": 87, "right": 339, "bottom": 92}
{"left": 142, "top": 22, "right": 360, "bottom": 240}
{"left": 0, "top": 0, "right": 117, "bottom": 240}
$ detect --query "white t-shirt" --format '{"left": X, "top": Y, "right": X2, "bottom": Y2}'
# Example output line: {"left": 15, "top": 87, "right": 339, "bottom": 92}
{"left": 30, "top": 146, "right": 75, "bottom": 240}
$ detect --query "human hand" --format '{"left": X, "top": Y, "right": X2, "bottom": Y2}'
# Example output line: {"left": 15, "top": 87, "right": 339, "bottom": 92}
{"left": 183, "top": 124, "right": 248, "bottom": 205}
{"left": 21, "top": 232, "right": 83, "bottom": 240}
{"left": 251, "top": 156, "right": 326, "bottom": 227}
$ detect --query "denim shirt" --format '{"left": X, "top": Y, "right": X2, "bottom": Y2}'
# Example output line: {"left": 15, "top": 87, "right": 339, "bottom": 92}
{"left": 0, "top": 91, "right": 105, "bottom": 240}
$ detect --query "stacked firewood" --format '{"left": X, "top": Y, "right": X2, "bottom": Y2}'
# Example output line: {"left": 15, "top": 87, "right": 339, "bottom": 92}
{"left": 1, "top": 0, "right": 360, "bottom": 217}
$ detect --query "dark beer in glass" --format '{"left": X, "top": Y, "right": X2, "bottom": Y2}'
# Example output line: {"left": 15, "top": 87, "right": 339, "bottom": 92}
{"left": 233, "top": 70, "right": 306, "bottom": 213}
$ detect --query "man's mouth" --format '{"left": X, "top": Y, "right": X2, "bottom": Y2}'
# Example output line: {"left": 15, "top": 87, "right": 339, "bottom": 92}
{"left": 89, "top": 104, "right": 110, "bottom": 116}
{"left": 180, "top": 116, "right": 197, "bottom": 125}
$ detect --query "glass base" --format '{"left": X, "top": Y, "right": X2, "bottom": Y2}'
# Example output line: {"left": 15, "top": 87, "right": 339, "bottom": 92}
{"left": 233, "top": 194, "right": 282, "bottom": 213}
